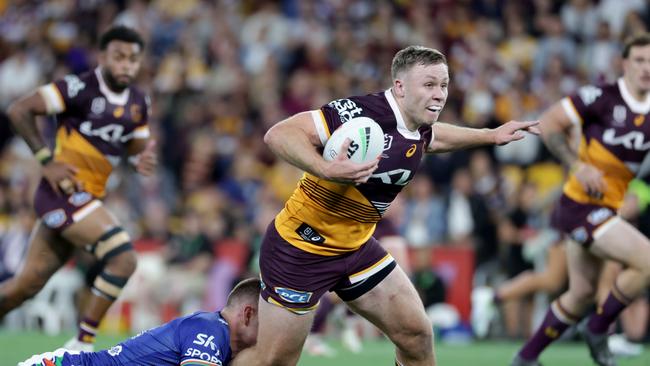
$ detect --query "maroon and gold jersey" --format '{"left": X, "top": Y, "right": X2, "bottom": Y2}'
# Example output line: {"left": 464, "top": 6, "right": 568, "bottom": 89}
{"left": 275, "top": 89, "right": 433, "bottom": 255}
{"left": 561, "top": 78, "right": 650, "bottom": 209}
{"left": 38, "top": 67, "right": 150, "bottom": 197}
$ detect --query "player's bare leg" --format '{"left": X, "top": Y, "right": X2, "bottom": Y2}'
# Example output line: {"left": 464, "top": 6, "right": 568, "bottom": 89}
{"left": 347, "top": 266, "right": 434, "bottom": 366}
{"left": 231, "top": 297, "right": 316, "bottom": 366}
{"left": 61, "top": 205, "right": 137, "bottom": 347}
{"left": 577, "top": 218, "right": 650, "bottom": 365}
{"left": 0, "top": 222, "right": 73, "bottom": 317}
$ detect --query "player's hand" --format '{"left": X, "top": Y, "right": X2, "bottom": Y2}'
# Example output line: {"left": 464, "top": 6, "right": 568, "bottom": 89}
{"left": 41, "top": 161, "right": 82, "bottom": 195}
{"left": 135, "top": 139, "right": 157, "bottom": 176}
{"left": 572, "top": 161, "right": 606, "bottom": 199}
{"left": 320, "top": 139, "right": 380, "bottom": 184}
{"left": 493, "top": 120, "right": 540, "bottom": 145}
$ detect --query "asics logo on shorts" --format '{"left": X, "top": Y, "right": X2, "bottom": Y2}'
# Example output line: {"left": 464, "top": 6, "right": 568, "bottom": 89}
{"left": 274, "top": 287, "right": 313, "bottom": 303}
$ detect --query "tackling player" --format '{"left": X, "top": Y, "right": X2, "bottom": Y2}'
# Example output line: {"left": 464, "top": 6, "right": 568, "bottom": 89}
{"left": 512, "top": 33, "right": 650, "bottom": 366}
{"left": 18, "top": 278, "right": 260, "bottom": 366}
{"left": 0, "top": 25, "right": 155, "bottom": 351}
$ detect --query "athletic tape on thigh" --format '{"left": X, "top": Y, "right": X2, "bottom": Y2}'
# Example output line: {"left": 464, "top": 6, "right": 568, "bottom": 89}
{"left": 92, "top": 271, "right": 129, "bottom": 301}
{"left": 92, "top": 227, "right": 133, "bottom": 261}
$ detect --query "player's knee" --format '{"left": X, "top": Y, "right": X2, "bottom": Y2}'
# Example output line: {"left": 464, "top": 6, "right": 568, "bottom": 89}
{"left": 90, "top": 227, "right": 137, "bottom": 277}
{"left": 393, "top": 316, "right": 434, "bottom": 358}
{"left": 105, "top": 250, "right": 138, "bottom": 278}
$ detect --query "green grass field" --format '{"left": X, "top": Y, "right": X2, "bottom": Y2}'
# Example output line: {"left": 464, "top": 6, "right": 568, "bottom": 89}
{"left": 1, "top": 331, "right": 650, "bottom": 365}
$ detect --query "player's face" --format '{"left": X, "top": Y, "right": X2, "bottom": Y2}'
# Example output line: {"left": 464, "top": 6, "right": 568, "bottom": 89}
{"left": 397, "top": 63, "right": 449, "bottom": 130}
{"left": 623, "top": 44, "right": 650, "bottom": 93}
{"left": 100, "top": 40, "right": 143, "bottom": 90}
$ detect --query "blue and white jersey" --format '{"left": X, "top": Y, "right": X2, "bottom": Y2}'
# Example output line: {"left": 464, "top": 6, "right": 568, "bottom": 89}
{"left": 61, "top": 312, "right": 231, "bottom": 365}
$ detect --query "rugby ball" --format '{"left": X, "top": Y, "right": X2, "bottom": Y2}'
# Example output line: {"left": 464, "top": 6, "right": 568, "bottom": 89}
{"left": 322, "top": 117, "right": 384, "bottom": 163}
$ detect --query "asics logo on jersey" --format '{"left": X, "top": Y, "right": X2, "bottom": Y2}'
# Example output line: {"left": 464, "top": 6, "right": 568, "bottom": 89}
{"left": 64, "top": 74, "right": 86, "bottom": 98}
{"left": 193, "top": 333, "right": 218, "bottom": 351}
{"left": 328, "top": 98, "right": 363, "bottom": 123}
{"left": 577, "top": 85, "right": 602, "bottom": 106}
{"left": 296, "top": 223, "right": 325, "bottom": 244}
{"left": 602, "top": 128, "right": 650, "bottom": 151}
{"left": 406, "top": 144, "right": 417, "bottom": 157}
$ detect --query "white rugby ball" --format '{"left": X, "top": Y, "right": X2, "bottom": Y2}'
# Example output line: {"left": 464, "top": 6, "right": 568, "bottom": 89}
{"left": 322, "top": 117, "right": 384, "bottom": 163}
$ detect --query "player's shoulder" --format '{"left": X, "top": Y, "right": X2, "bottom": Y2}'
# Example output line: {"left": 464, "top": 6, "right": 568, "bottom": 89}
{"left": 324, "top": 90, "right": 392, "bottom": 122}
{"left": 571, "top": 81, "right": 619, "bottom": 108}
{"left": 180, "top": 311, "right": 229, "bottom": 331}
{"left": 127, "top": 83, "right": 149, "bottom": 102}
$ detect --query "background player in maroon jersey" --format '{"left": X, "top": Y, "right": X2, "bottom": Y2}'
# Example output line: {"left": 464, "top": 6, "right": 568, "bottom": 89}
{"left": 512, "top": 33, "right": 650, "bottom": 366}
{"left": 232, "top": 46, "right": 538, "bottom": 366}
{"left": 0, "top": 26, "right": 155, "bottom": 351}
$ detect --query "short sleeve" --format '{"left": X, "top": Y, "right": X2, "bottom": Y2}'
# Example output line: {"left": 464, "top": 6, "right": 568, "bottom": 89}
{"left": 37, "top": 74, "right": 88, "bottom": 115}
{"left": 313, "top": 98, "right": 366, "bottom": 145}
{"left": 562, "top": 84, "right": 604, "bottom": 127}
{"left": 131, "top": 94, "right": 151, "bottom": 139}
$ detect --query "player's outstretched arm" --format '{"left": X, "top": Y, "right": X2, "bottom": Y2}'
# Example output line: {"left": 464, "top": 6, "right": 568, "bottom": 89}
{"left": 427, "top": 120, "right": 539, "bottom": 153}
{"left": 264, "top": 112, "right": 379, "bottom": 184}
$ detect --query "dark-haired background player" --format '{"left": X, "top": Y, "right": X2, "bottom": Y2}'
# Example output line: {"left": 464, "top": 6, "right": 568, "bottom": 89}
{"left": 512, "top": 33, "right": 650, "bottom": 366}
{"left": 1, "top": 25, "right": 156, "bottom": 352}
{"left": 19, "top": 278, "right": 260, "bottom": 366}
{"left": 232, "top": 45, "right": 538, "bottom": 366}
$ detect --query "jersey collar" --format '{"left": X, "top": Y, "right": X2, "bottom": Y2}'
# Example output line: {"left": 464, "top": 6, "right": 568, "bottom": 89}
{"left": 384, "top": 88, "right": 421, "bottom": 140}
{"left": 95, "top": 67, "right": 130, "bottom": 106}
{"left": 617, "top": 77, "right": 650, "bottom": 114}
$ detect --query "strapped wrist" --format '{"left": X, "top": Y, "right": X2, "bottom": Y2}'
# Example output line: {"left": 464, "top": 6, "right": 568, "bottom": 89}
{"left": 35, "top": 147, "right": 53, "bottom": 166}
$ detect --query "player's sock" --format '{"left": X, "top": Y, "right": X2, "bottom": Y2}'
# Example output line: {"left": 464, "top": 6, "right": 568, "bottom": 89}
{"left": 78, "top": 317, "right": 99, "bottom": 343}
{"left": 587, "top": 284, "right": 631, "bottom": 335}
{"left": 518, "top": 300, "right": 578, "bottom": 361}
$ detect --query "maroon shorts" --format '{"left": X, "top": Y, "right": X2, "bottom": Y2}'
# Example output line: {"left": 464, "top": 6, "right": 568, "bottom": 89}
{"left": 550, "top": 194, "right": 617, "bottom": 247}
{"left": 33, "top": 179, "right": 102, "bottom": 231}
{"left": 259, "top": 220, "right": 396, "bottom": 313}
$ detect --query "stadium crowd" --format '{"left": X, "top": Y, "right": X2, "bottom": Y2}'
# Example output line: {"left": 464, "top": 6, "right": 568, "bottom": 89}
{"left": 1, "top": 0, "right": 650, "bottom": 346}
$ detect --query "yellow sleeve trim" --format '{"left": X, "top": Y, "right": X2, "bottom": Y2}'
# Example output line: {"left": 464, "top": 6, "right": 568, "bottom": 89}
{"left": 561, "top": 97, "right": 584, "bottom": 126}
{"left": 38, "top": 84, "right": 65, "bottom": 114}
